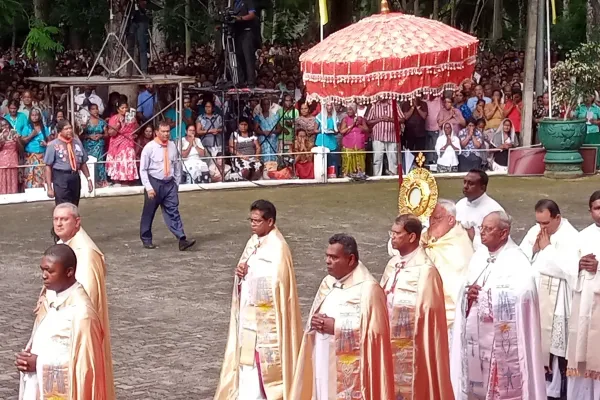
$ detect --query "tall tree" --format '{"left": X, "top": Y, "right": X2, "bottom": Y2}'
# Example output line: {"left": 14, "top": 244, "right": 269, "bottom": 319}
{"left": 492, "top": 0, "right": 503, "bottom": 40}
{"left": 523, "top": 0, "right": 539, "bottom": 146}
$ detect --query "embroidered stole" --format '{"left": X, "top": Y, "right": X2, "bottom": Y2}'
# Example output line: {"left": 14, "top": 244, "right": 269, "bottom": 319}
{"left": 387, "top": 263, "right": 420, "bottom": 400}
{"left": 462, "top": 262, "right": 523, "bottom": 400}
{"left": 335, "top": 300, "right": 362, "bottom": 400}
{"left": 537, "top": 274, "right": 563, "bottom": 357}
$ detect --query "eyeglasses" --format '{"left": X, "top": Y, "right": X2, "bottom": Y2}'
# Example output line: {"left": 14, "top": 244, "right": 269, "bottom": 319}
{"left": 479, "top": 226, "right": 498, "bottom": 234}
{"left": 247, "top": 217, "right": 265, "bottom": 225}
{"left": 388, "top": 230, "right": 403, "bottom": 238}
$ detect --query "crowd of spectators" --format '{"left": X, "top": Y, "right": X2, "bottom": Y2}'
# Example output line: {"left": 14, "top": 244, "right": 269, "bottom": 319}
{"left": 0, "top": 43, "right": 588, "bottom": 196}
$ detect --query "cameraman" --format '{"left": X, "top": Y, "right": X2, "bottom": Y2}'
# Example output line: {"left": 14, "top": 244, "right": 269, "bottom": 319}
{"left": 233, "top": 0, "right": 257, "bottom": 88}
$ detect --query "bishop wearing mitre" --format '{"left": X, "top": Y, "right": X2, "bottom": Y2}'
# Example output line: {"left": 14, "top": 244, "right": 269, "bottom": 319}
{"left": 290, "top": 234, "right": 395, "bottom": 400}
{"left": 383, "top": 214, "right": 454, "bottom": 400}
{"left": 215, "top": 200, "right": 302, "bottom": 400}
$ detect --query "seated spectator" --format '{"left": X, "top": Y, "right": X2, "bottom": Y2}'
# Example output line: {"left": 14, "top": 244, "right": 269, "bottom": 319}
{"left": 209, "top": 152, "right": 231, "bottom": 183}
{"left": 435, "top": 122, "right": 461, "bottom": 173}
{"left": 457, "top": 119, "right": 483, "bottom": 172}
{"left": 484, "top": 89, "right": 504, "bottom": 130}
{"left": 454, "top": 91, "right": 472, "bottom": 121}
{"left": 294, "top": 129, "right": 314, "bottom": 179}
{"left": 0, "top": 117, "right": 20, "bottom": 194}
{"left": 181, "top": 125, "right": 209, "bottom": 184}
{"left": 490, "top": 118, "right": 516, "bottom": 172}
{"left": 472, "top": 99, "right": 486, "bottom": 121}
{"left": 229, "top": 118, "right": 262, "bottom": 181}
{"left": 136, "top": 124, "right": 154, "bottom": 159}
{"left": 196, "top": 100, "right": 223, "bottom": 161}
{"left": 295, "top": 102, "right": 319, "bottom": 146}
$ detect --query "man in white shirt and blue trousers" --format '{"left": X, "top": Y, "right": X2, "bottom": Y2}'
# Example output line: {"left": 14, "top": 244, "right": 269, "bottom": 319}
{"left": 139, "top": 121, "right": 196, "bottom": 251}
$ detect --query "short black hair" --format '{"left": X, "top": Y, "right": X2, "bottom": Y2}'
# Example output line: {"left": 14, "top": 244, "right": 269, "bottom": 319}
{"left": 394, "top": 214, "right": 423, "bottom": 240}
{"left": 468, "top": 168, "right": 489, "bottom": 187}
{"left": 56, "top": 119, "right": 71, "bottom": 133}
{"left": 43, "top": 244, "right": 77, "bottom": 271}
{"left": 328, "top": 233, "right": 359, "bottom": 261}
{"left": 535, "top": 199, "right": 561, "bottom": 217}
{"left": 589, "top": 190, "right": 600, "bottom": 209}
{"left": 250, "top": 199, "right": 276, "bottom": 223}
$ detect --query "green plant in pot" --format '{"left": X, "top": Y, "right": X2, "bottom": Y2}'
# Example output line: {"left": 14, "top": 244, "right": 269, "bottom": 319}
{"left": 542, "top": 43, "right": 600, "bottom": 178}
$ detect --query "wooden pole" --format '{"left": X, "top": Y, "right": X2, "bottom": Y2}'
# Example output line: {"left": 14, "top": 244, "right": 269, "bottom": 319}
{"left": 522, "top": 0, "right": 539, "bottom": 146}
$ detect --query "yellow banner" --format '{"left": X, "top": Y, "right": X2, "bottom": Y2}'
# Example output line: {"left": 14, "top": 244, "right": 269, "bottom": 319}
{"left": 319, "top": 0, "right": 328, "bottom": 26}
{"left": 551, "top": 0, "right": 557, "bottom": 24}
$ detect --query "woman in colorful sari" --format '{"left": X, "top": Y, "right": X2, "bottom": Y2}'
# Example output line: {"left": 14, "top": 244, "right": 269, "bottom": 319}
{"left": 106, "top": 100, "right": 139, "bottom": 185}
{"left": 254, "top": 98, "right": 282, "bottom": 164}
{"left": 295, "top": 102, "right": 319, "bottom": 146}
{"left": 82, "top": 103, "right": 108, "bottom": 188}
{"left": 20, "top": 108, "right": 50, "bottom": 188}
{"left": 0, "top": 117, "right": 21, "bottom": 194}
{"left": 339, "top": 103, "right": 369, "bottom": 177}
{"left": 5, "top": 99, "right": 28, "bottom": 134}
{"left": 293, "top": 129, "right": 314, "bottom": 179}
{"left": 316, "top": 102, "right": 340, "bottom": 176}
{"left": 490, "top": 118, "right": 516, "bottom": 172}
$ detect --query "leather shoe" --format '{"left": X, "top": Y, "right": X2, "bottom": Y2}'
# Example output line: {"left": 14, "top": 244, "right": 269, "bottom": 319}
{"left": 143, "top": 243, "right": 157, "bottom": 249}
{"left": 179, "top": 239, "right": 196, "bottom": 251}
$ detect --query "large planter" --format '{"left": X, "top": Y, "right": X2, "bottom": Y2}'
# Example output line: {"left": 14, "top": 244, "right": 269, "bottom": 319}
{"left": 538, "top": 119, "right": 587, "bottom": 178}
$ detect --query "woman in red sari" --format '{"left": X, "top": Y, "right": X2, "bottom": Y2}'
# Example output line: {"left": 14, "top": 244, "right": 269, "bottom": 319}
{"left": 0, "top": 118, "right": 21, "bottom": 194}
{"left": 294, "top": 129, "right": 314, "bottom": 179}
{"left": 106, "top": 100, "right": 139, "bottom": 185}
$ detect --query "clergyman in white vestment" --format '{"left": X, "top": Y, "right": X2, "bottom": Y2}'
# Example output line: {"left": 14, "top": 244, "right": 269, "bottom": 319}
{"left": 520, "top": 199, "right": 579, "bottom": 399}
{"left": 450, "top": 211, "right": 547, "bottom": 400}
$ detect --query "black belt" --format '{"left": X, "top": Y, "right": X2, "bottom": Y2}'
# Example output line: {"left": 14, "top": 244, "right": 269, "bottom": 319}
{"left": 53, "top": 168, "right": 79, "bottom": 175}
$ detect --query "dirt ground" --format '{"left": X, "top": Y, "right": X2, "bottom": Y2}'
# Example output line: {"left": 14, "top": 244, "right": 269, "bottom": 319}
{"left": 1, "top": 176, "right": 599, "bottom": 399}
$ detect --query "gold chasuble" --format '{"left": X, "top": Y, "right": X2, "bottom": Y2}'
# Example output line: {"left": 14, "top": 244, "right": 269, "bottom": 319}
{"left": 290, "top": 262, "right": 395, "bottom": 400}
{"left": 214, "top": 227, "right": 302, "bottom": 400}
{"left": 63, "top": 228, "right": 114, "bottom": 400}
{"left": 19, "top": 283, "right": 106, "bottom": 400}
{"left": 420, "top": 224, "right": 473, "bottom": 328}
{"left": 380, "top": 247, "right": 454, "bottom": 400}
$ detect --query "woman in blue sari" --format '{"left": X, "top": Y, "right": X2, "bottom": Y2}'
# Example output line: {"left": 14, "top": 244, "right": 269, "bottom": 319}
{"left": 82, "top": 104, "right": 108, "bottom": 188}
{"left": 254, "top": 98, "right": 282, "bottom": 163}
{"left": 19, "top": 108, "right": 50, "bottom": 188}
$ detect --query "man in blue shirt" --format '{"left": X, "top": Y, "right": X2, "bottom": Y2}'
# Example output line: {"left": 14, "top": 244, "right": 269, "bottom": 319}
{"left": 137, "top": 84, "right": 156, "bottom": 122}
{"left": 466, "top": 84, "right": 491, "bottom": 112}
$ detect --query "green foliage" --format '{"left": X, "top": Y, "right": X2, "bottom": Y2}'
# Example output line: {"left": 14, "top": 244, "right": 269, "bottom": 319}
{"left": 23, "top": 19, "right": 64, "bottom": 60}
{"left": 263, "top": 8, "right": 310, "bottom": 43}
{"left": 551, "top": 0, "right": 586, "bottom": 52}
{"left": 552, "top": 42, "right": 600, "bottom": 115}
{"left": 49, "top": 0, "right": 108, "bottom": 48}
{"left": 0, "top": 0, "right": 25, "bottom": 25}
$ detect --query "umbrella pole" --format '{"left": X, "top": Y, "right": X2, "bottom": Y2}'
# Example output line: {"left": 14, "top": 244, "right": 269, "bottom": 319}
{"left": 392, "top": 99, "right": 403, "bottom": 187}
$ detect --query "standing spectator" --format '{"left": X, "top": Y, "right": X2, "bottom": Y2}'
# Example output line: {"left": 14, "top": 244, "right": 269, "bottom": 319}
{"left": 43, "top": 120, "right": 93, "bottom": 205}
{"left": 74, "top": 86, "right": 105, "bottom": 123}
{"left": 472, "top": 99, "right": 486, "bottom": 121}
{"left": 466, "top": 84, "right": 491, "bottom": 111}
{"left": 196, "top": 100, "right": 223, "bottom": 162}
{"left": 139, "top": 121, "right": 196, "bottom": 250}
{"left": 435, "top": 122, "right": 461, "bottom": 172}
{"left": 401, "top": 98, "right": 428, "bottom": 152}
{"left": 5, "top": 99, "right": 28, "bottom": 133}
{"left": 127, "top": 0, "right": 150, "bottom": 74}
{"left": 229, "top": 118, "right": 262, "bottom": 180}
{"left": 136, "top": 124, "right": 154, "bottom": 159}
{"left": 20, "top": 108, "right": 50, "bottom": 188}
{"left": 504, "top": 89, "right": 523, "bottom": 146}
{"left": 339, "top": 104, "right": 369, "bottom": 177}
{"left": 436, "top": 96, "right": 466, "bottom": 134}
{"left": 572, "top": 94, "right": 600, "bottom": 145}
{"left": 484, "top": 89, "right": 504, "bottom": 131}
{"left": 18, "top": 90, "right": 35, "bottom": 119}
{"left": 232, "top": 0, "right": 257, "bottom": 87}
{"left": 295, "top": 102, "right": 319, "bottom": 146}
{"left": 454, "top": 91, "right": 472, "bottom": 121}
{"left": 254, "top": 98, "right": 282, "bottom": 163}
{"left": 136, "top": 84, "right": 156, "bottom": 123}
{"left": 425, "top": 95, "right": 443, "bottom": 164}
{"left": 367, "top": 99, "right": 403, "bottom": 176}
{"left": 316, "top": 102, "right": 340, "bottom": 176}
{"left": 0, "top": 118, "right": 20, "bottom": 194}
{"left": 82, "top": 104, "right": 108, "bottom": 188}
{"left": 181, "top": 124, "right": 209, "bottom": 183}
{"left": 490, "top": 119, "right": 516, "bottom": 172}
{"left": 51, "top": 110, "right": 66, "bottom": 137}
{"left": 164, "top": 102, "right": 189, "bottom": 142}
{"left": 533, "top": 92, "right": 560, "bottom": 124}
{"left": 281, "top": 94, "right": 299, "bottom": 156}
{"left": 457, "top": 119, "right": 483, "bottom": 171}
{"left": 106, "top": 100, "right": 139, "bottom": 186}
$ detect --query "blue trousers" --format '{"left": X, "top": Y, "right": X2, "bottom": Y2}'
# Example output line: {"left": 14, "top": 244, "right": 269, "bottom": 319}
{"left": 140, "top": 176, "right": 185, "bottom": 244}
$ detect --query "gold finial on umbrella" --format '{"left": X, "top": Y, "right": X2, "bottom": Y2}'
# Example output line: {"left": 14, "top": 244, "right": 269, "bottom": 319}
{"left": 381, "top": 0, "right": 390, "bottom": 13}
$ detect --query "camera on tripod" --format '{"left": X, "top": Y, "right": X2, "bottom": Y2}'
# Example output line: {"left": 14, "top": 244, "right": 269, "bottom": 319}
{"left": 218, "top": 7, "right": 238, "bottom": 25}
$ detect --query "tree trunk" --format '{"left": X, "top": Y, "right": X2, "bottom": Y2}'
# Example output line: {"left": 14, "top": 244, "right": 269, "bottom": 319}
{"left": 469, "top": 0, "right": 484, "bottom": 34}
{"left": 563, "top": 0, "right": 569, "bottom": 16}
{"left": 414, "top": 0, "right": 420, "bottom": 16}
{"left": 185, "top": 0, "right": 191, "bottom": 61}
{"left": 33, "top": 0, "right": 53, "bottom": 75}
{"left": 450, "top": 0, "right": 457, "bottom": 26}
{"left": 522, "top": 0, "right": 538, "bottom": 147}
{"left": 11, "top": 20, "right": 16, "bottom": 62}
{"left": 492, "top": 0, "right": 503, "bottom": 40}
{"left": 519, "top": 0, "right": 526, "bottom": 46}
{"left": 271, "top": 0, "right": 277, "bottom": 43}
{"left": 433, "top": 0, "right": 439, "bottom": 19}
{"left": 535, "top": 0, "right": 545, "bottom": 96}
{"left": 587, "top": 0, "right": 595, "bottom": 41}
{"left": 329, "top": 0, "right": 353, "bottom": 32}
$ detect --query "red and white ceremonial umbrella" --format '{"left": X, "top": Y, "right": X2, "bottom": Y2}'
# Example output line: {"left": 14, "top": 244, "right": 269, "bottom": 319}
{"left": 300, "top": 4, "right": 479, "bottom": 104}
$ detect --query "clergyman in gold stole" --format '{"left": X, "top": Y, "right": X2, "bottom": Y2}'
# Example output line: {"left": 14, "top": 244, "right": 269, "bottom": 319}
{"left": 290, "top": 234, "right": 395, "bottom": 400}
{"left": 214, "top": 200, "right": 302, "bottom": 400}
{"left": 382, "top": 214, "right": 454, "bottom": 400}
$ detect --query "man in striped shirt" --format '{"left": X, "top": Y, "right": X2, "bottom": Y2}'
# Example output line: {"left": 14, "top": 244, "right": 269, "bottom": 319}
{"left": 367, "top": 100, "right": 404, "bottom": 176}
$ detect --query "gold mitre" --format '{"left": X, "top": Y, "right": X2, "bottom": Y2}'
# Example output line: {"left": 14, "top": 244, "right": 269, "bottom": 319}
{"left": 398, "top": 152, "right": 438, "bottom": 223}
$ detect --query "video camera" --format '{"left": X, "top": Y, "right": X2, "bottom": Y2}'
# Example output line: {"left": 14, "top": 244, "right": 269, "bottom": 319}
{"left": 218, "top": 8, "right": 238, "bottom": 25}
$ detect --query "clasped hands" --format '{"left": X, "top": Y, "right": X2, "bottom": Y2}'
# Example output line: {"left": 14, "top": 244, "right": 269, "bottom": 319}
{"left": 310, "top": 313, "right": 335, "bottom": 335}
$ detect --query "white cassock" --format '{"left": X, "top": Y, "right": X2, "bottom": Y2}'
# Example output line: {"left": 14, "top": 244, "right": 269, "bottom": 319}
{"left": 456, "top": 193, "right": 504, "bottom": 251}
{"left": 567, "top": 224, "right": 600, "bottom": 400}
{"left": 520, "top": 219, "right": 579, "bottom": 398}
{"left": 450, "top": 238, "right": 547, "bottom": 400}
